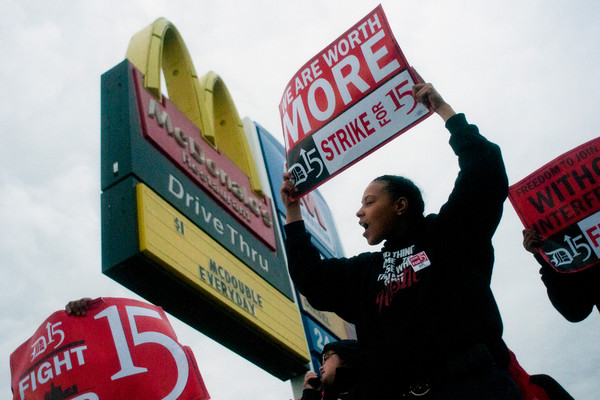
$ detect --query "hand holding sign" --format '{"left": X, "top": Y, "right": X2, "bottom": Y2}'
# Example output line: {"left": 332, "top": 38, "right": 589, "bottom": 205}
{"left": 522, "top": 229, "right": 544, "bottom": 254}
{"left": 65, "top": 298, "right": 93, "bottom": 317}
{"left": 280, "top": 170, "right": 303, "bottom": 224}
{"left": 411, "top": 76, "right": 455, "bottom": 122}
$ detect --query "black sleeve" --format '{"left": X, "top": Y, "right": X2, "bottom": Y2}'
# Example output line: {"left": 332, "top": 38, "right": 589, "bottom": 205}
{"left": 300, "top": 388, "right": 322, "bottom": 400}
{"left": 435, "top": 113, "right": 508, "bottom": 241}
{"left": 535, "top": 254, "right": 594, "bottom": 322}
{"left": 529, "top": 374, "right": 574, "bottom": 400}
{"left": 284, "top": 221, "right": 371, "bottom": 322}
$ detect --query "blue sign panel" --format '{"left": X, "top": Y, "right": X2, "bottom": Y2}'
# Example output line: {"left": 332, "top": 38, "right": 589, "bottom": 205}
{"left": 304, "top": 318, "right": 336, "bottom": 356}
{"left": 253, "top": 121, "right": 355, "bottom": 371}
{"left": 255, "top": 123, "right": 344, "bottom": 259}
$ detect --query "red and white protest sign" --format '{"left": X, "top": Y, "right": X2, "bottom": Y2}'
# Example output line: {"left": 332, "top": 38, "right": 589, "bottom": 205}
{"left": 10, "top": 298, "right": 210, "bottom": 400}
{"left": 279, "top": 5, "right": 432, "bottom": 198}
{"left": 509, "top": 137, "right": 600, "bottom": 272}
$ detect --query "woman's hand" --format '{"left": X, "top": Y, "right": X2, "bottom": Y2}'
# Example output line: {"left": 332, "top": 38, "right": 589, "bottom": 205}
{"left": 303, "top": 371, "right": 322, "bottom": 390}
{"left": 523, "top": 229, "right": 543, "bottom": 254}
{"left": 411, "top": 69, "right": 456, "bottom": 122}
{"left": 65, "top": 297, "right": 93, "bottom": 316}
{"left": 280, "top": 171, "right": 303, "bottom": 223}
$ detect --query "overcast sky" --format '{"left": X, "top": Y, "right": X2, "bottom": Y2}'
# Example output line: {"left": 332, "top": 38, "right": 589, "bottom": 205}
{"left": 1, "top": 0, "right": 599, "bottom": 399}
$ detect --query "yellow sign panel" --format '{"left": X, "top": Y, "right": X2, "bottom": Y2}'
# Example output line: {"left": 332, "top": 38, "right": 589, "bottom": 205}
{"left": 135, "top": 183, "right": 309, "bottom": 361}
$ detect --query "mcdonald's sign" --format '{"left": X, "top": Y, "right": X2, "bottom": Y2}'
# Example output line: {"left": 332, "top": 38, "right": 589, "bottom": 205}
{"left": 101, "top": 18, "right": 309, "bottom": 380}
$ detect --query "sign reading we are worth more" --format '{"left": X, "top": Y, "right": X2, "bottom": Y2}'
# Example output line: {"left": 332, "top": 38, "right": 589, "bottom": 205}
{"left": 10, "top": 298, "right": 209, "bottom": 400}
{"left": 280, "top": 5, "right": 431, "bottom": 198}
{"left": 509, "top": 137, "right": 600, "bottom": 272}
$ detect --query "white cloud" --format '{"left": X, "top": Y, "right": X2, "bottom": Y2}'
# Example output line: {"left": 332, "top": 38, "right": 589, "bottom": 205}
{"left": 2, "top": 1, "right": 599, "bottom": 399}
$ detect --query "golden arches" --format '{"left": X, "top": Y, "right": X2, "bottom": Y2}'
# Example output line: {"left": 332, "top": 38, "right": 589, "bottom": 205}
{"left": 126, "top": 18, "right": 263, "bottom": 197}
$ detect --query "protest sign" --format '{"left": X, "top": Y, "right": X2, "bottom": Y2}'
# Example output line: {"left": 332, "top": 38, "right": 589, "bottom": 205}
{"left": 10, "top": 298, "right": 209, "bottom": 400}
{"left": 509, "top": 137, "right": 600, "bottom": 272}
{"left": 279, "top": 5, "right": 432, "bottom": 198}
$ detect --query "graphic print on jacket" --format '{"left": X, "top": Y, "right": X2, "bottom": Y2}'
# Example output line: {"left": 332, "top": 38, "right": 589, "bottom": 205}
{"left": 376, "top": 245, "right": 431, "bottom": 312}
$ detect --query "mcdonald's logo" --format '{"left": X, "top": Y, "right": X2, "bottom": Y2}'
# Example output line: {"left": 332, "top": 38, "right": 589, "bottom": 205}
{"left": 125, "top": 18, "right": 275, "bottom": 250}
{"left": 100, "top": 18, "right": 309, "bottom": 380}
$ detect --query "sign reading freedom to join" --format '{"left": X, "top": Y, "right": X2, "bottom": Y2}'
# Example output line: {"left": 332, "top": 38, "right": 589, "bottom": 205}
{"left": 509, "top": 137, "right": 600, "bottom": 273}
{"left": 279, "top": 5, "right": 431, "bottom": 198}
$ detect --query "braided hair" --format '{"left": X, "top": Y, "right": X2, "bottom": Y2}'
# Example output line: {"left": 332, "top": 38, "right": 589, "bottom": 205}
{"left": 372, "top": 175, "right": 425, "bottom": 220}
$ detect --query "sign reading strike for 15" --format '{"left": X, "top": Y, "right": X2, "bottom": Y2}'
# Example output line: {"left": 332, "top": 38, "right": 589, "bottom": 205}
{"left": 280, "top": 5, "right": 431, "bottom": 198}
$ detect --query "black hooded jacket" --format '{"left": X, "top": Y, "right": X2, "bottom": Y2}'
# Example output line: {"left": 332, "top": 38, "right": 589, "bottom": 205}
{"left": 285, "top": 114, "right": 509, "bottom": 397}
{"left": 535, "top": 253, "right": 600, "bottom": 322}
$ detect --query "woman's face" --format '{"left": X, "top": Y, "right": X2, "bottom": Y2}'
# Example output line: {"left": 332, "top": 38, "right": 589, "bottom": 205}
{"left": 356, "top": 181, "right": 404, "bottom": 245}
{"left": 319, "top": 350, "right": 344, "bottom": 386}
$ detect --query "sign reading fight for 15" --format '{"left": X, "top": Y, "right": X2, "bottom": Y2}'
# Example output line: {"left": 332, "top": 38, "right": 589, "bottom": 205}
{"left": 10, "top": 298, "right": 209, "bottom": 400}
